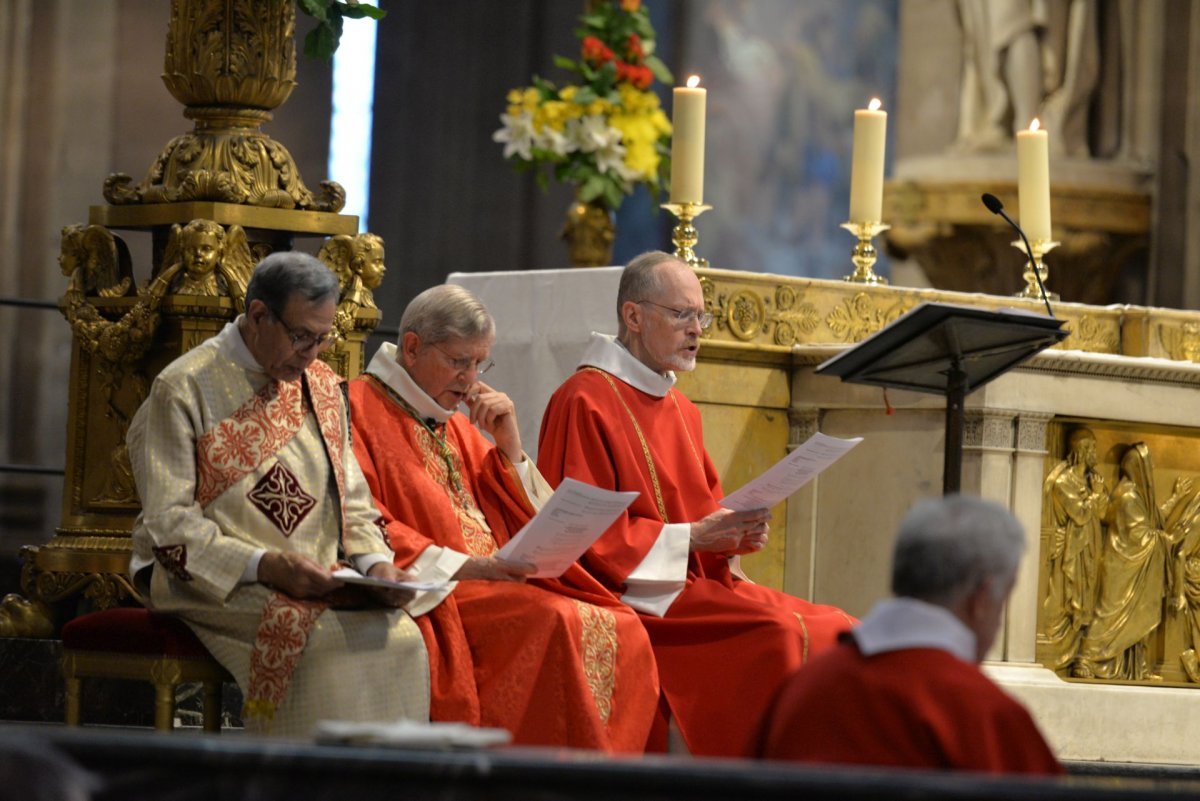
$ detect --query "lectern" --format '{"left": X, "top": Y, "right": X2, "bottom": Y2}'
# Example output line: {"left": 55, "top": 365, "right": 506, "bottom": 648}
{"left": 815, "top": 303, "right": 1068, "bottom": 494}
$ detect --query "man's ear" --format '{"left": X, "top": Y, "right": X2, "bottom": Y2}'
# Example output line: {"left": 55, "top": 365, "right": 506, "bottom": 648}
{"left": 621, "top": 300, "right": 643, "bottom": 335}
{"left": 400, "top": 331, "right": 422, "bottom": 367}
{"left": 246, "top": 298, "right": 269, "bottom": 324}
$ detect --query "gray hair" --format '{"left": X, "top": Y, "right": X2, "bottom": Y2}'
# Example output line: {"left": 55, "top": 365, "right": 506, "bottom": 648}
{"left": 244, "top": 251, "right": 339, "bottom": 315}
{"left": 891, "top": 495, "right": 1026, "bottom": 606}
{"left": 616, "top": 250, "right": 684, "bottom": 336}
{"left": 399, "top": 284, "right": 494, "bottom": 345}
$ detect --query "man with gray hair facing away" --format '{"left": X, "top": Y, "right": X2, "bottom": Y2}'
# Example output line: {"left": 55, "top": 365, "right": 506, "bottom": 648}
{"left": 129, "top": 251, "right": 430, "bottom": 737}
{"left": 755, "top": 495, "right": 1062, "bottom": 774}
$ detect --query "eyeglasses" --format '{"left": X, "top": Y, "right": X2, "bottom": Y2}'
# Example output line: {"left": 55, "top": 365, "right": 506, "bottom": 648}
{"left": 269, "top": 309, "right": 335, "bottom": 352}
{"left": 637, "top": 300, "right": 713, "bottom": 330}
{"left": 432, "top": 344, "right": 494, "bottom": 376}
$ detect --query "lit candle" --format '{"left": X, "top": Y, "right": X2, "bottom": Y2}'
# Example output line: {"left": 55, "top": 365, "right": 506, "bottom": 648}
{"left": 848, "top": 98, "right": 887, "bottom": 223}
{"left": 1017, "top": 118, "right": 1052, "bottom": 243}
{"left": 670, "top": 75, "right": 706, "bottom": 204}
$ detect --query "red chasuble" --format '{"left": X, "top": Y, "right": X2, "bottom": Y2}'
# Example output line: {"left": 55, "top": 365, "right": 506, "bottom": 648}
{"left": 538, "top": 367, "right": 855, "bottom": 756}
{"left": 349, "top": 376, "right": 658, "bottom": 752}
{"left": 756, "top": 640, "right": 1063, "bottom": 774}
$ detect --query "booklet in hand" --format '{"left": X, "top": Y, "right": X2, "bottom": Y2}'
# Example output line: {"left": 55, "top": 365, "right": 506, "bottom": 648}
{"left": 330, "top": 567, "right": 448, "bottom": 593}
{"left": 496, "top": 477, "right": 639, "bottom": 578}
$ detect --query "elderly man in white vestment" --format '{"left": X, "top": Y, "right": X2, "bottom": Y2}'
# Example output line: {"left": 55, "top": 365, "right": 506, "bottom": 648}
{"left": 128, "top": 251, "right": 430, "bottom": 737}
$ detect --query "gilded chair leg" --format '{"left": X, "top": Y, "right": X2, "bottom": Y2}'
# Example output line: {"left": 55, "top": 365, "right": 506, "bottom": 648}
{"left": 202, "top": 680, "right": 221, "bottom": 733}
{"left": 154, "top": 683, "right": 175, "bottom": 732}
{"left": 64, "top": 677, "right": 81, "bottom": 726}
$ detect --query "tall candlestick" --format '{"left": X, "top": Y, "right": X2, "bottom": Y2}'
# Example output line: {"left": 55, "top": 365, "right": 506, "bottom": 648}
{"left": 1017, "top": 118, "right": 1052, "bottom": 242}
{"left": 670, "top": 75, "right": 706, "bottom": 205}
{"left": 848, "top": 98, "right": 886, "bottom": 223}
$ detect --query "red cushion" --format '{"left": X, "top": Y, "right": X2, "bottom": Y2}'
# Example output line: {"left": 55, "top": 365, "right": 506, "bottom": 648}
{"left": 61, "top": 609, "right": 212, "bottom": 660}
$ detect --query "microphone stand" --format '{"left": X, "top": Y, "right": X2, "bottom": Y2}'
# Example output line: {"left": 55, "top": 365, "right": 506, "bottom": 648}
{"left": 981, "top": 194, "right": 1057, "bottom": 318}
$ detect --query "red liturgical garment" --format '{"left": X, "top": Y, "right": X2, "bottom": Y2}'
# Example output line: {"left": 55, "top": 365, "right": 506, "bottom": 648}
{"left": 538, "top": 358, "right": 855, "bottom": 756}
{"left": 756, "top": 639, "right": 1063, "bottom": 774}
{"left": 349, "top": 370, "right": 658, "bottom": 752}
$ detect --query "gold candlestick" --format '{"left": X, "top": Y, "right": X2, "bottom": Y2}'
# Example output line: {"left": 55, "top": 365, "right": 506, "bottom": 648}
{"left": 1013, "top": 238, "right": 1060, "bottom": 301}
{"left": 840, "top": 221, "right": 890, "bottom": 285}
{"left": 661, "top": 202, "right": 712, "bottom": 268}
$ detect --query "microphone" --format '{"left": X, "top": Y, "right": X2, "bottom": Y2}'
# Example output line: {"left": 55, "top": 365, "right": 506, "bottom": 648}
{"left": 981, "top": 193, "right": 1054, "bottom": 318}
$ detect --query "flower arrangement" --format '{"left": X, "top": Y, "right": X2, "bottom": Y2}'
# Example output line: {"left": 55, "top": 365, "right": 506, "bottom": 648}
{"left": 493, "top": 0, "right": 674, "bottom": 210}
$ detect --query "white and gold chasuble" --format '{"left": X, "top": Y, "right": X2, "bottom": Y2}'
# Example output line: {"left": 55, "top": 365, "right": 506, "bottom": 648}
{"left": 129, "top": 322, "right": 429, "bottom": 737}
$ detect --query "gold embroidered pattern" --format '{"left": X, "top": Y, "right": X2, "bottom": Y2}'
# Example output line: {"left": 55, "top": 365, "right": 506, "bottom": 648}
{"left": 411, "top": 423, "right": 495, "bottom": 558}
{"left": 584, "top": 367, "right": 669, "bottom": 523}
{"left": 793, "top": 612, "right": 810, "bottom": 663}
{"left": 573, "top": 599, "right": 617, "bottom": 724}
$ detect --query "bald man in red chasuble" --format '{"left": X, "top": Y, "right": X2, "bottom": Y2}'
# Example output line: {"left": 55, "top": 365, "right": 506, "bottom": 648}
{"left": 538, "top": 251, "right": 856, "bottom": 756}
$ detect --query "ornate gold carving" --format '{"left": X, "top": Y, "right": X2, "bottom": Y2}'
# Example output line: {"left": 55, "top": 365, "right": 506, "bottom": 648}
{"left": 320, "top": 232, "right": 386, "bottom": 346}
{"left": 59, "top": 225, "right": 134, "bottom": 299}
{"left": 103, "top": 0, "right": 344, "bottom": 212}
{"left": 1038, "top": 427, "right": 1200, "bottom": 686}
{"left": 771, "top": 286, "right": 819, "bottom": 346}
{"left": 163, "top": 219, "right": 255, "bottom": 311}
{"left": 1157, "top": 322, "right": 1200, "bottom": 363}
{"left": 1064, "top": 313, "right": 1121, "bottom": 354}
{"left": 0, "top": 594, "right": 55, "bottom": 638}
{"left": 716, "top": 289, "right": 767, "bottom": 341}
{"left": 60, "top": 232, "right": 184, "bottom": 506}
{"left": 825, "top": 292, "right": 912, "bottom": 343}
{"left": 1040, "top": 427, "right": 1109, "bottom": 671}
{"left": 562, "top": 198, "right": 615, "bottom": 268}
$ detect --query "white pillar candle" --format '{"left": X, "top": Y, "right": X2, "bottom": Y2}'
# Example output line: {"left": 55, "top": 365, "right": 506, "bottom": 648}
{"left": 848, "top": 98, "right": 887, "bottom": 223}
{"left": 1016, "top": 118, "right": 1052, "bottom": 243}
{"left": 670, "top": 75, "right": 706, "bottom": 204}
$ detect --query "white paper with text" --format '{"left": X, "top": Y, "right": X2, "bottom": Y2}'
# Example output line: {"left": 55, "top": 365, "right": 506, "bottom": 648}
{"left": 720, "top": 432, "right": 861, "bottom": 511}
{"left": 496, "top": 477, "right": 639, "bottom": 578}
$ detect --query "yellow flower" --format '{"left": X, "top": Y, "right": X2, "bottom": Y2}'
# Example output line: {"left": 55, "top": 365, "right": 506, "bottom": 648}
{"left": 560, "top": 86, "right": 577, "bottom": 102}
{"left": 506, "top": 87, "right": 541, "bottom": 116}
{"left": 533, "top": 99, "right": 582, "bottom": 132}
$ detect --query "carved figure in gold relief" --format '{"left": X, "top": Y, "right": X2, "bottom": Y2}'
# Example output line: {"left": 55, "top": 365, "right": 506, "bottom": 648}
{"left": 1073, "top": 444, "right": 1198, "bottom": 680}
{"left": 1169, "top": 489, "right": 1200, "bottom": 682}
{"left": 61, "top": 235, "right": 185, "bottom": 505}
{"left": 320, "top": 233, "right": 386, "bottom": 341}
{"left": 1041, "top": 428, "right": 1107, "bottom": 670}
{"left": 58, "top": 224, "right": 134, "bottom": 299}
{"left": 163, "top": 219, "right": 255, "bottom": 311}
{"left": 319, "top": 232, "right": 386, "bottom": 309}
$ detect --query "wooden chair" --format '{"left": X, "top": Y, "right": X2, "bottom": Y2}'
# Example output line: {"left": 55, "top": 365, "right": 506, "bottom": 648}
{"left": 61, "top": 608, "right": 232, "bottom": 733}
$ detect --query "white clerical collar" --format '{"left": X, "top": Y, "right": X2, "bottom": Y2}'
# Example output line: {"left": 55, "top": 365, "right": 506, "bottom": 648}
{"left": 850, "top": 597, "right": 977, "bottom": 663}
{"left": 365, "top": 342, "right": 455, "bottom": 424}
{"left": 217, "top": 317, "right": 266, "bottom": 374}
{"left": 577, "top": 332, "right": 676, "bottom": 398}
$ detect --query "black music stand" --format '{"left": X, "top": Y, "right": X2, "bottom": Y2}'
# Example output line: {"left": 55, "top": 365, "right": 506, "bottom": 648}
{"left": 815, "top": 302, "right": 1067, "bottom": 495}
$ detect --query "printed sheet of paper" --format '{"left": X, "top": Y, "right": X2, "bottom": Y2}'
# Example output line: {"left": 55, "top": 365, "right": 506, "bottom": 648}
{"left": 720, "top": 432, "right": 861, "bottom": 511}
{"left": 330, "top": 568, "right": 448, "bottom": 593}
{"left": 496, "top": 477, "right": 639, "bottom": 578}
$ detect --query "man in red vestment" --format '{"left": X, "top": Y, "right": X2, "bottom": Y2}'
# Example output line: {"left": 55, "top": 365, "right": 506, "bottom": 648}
{"left": 537, "top": 251, "right": 855, "bottom": 756}
{"left": 348, "top": 284, "right": 658, "bottom": 752}
{"left": 755, "top": 495, "right": 1062, "bottom": 775}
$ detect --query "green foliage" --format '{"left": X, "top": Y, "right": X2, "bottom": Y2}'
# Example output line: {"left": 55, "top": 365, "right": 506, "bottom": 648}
{"left": 298, "top": 1, "right": 386, "bottom": 62}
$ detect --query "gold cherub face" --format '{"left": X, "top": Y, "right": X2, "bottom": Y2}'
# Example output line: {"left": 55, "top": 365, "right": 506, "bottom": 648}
{"left": 182, "top": 227, "right": 221, "bottom": 278}
{"left": 355, "top": 240, "right": 386, "bottom": 289}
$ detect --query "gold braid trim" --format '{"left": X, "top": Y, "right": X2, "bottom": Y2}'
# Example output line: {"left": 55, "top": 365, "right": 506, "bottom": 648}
{"left": 793, "top": 612, "right": 810, "bottom": 663}
{"left": 582, "top": 367, "right": 669, "bottom": 523}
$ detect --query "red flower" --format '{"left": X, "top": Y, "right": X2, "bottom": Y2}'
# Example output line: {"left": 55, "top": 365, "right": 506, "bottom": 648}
{"left": 626, "top": 33, "right": 644, "bottom": 62}
{"left": 582, "top": 35, "right": 614, "bottom": 65}
{"left": 621, "top": 0, "right": 641, "bottom": 11}
{"left": 616, "top": 61, "right": 653, "bottom": 89}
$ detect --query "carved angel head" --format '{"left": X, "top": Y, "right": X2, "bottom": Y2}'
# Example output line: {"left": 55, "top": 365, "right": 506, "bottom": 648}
{"left": 59, "top": 224, "right": 133, "bottom": 297}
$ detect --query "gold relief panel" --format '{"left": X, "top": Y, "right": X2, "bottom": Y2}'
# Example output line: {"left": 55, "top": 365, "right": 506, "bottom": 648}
{"left": 1037, "top": 419, "right": 1200, "bottom": 687}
